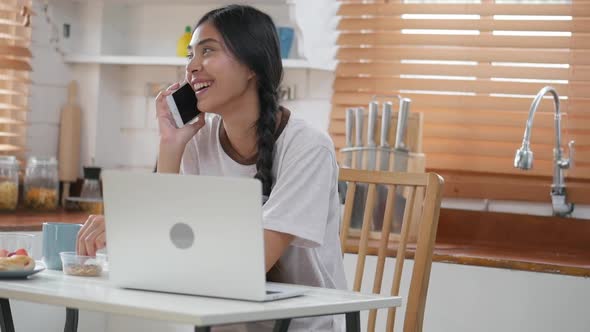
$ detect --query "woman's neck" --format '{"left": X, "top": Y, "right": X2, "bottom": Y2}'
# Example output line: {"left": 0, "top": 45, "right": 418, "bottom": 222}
{"left": 219, "top": 85, "right": 260, "bottom": 160}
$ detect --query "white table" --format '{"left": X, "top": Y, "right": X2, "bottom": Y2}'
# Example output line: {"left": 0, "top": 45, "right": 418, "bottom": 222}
{"left": 0, "top": 270, "right": 401, "bottom": 331}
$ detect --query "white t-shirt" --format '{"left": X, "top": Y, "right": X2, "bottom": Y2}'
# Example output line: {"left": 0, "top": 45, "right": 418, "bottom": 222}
{"left": 180, "top": 111, "right": 347, "bottom": 331}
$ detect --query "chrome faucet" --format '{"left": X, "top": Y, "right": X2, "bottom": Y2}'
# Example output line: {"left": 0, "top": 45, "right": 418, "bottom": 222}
{"left": 514, "top": 86, "right": 575, "bottom": 217}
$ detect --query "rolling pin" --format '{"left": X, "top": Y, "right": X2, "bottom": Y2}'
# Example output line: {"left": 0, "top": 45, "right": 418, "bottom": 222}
{"left": 58, "top": 81, "right": 81, "bottom": 205}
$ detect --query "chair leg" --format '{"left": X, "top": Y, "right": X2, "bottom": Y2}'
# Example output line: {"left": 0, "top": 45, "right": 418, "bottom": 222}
{"left": 64, "top": 308, "right": 79, "bottom": 332}
{"left": 194, "top": 327, "right": 210, "bottom": 332}
{"left": 345, "top": 312, "right": 360, "bottom": 332}
{"left": 273, "top": 319, "right": 291, "bottom": 332}
{"left": 0, "top": 298, "right": 14, "bottom": 332}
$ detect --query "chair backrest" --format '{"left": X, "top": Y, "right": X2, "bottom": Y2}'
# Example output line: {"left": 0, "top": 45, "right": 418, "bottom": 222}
{"left": 339, "top": 168, "right": 444, "bottom": 332}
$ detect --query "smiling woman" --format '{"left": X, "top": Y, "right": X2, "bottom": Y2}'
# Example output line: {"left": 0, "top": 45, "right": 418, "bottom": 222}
{"left": 0, "top": 1, "right": 31, "bottom": 165}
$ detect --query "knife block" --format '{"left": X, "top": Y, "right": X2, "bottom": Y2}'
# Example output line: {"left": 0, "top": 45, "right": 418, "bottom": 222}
{"left": 337, "top": 111, "right": 424, "bottom": 165}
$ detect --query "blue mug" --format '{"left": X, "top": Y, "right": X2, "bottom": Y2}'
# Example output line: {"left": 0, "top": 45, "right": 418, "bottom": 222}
{"left": 42, "top": 222, "right": 82, "bottom": 270}
{"left": 277, "top": 27, "right": 294, "bottom": 59}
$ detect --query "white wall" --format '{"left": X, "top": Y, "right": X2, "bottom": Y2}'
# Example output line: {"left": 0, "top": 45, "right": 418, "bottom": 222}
{"left": 27, "top": 0, "right": 71, "bottom": 160}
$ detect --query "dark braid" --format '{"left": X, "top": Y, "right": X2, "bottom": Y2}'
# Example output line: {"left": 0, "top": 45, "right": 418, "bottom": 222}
{"left": 198, "top": 5, "right": 283, "bottom": 197}
{"left": 254, "top": 91, "right": 279, "bottom": 196}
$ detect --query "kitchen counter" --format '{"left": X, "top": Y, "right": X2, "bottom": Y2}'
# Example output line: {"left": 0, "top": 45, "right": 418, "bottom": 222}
{"left": 1, "top": 208, "right": 588, "bottom": 277}
{"left": 345, "top": 208, "right": 590, "bottom": 277}
{"left": 345, "top": 240, "right": 590, "bottom": 277}
{"left": 0, "top": 209, "right": 88, "bottom": 231}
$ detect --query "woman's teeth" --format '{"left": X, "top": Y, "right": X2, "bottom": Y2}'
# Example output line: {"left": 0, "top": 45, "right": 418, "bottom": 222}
{"left": 194, "top": 82, "right": 212, "bottom": 91}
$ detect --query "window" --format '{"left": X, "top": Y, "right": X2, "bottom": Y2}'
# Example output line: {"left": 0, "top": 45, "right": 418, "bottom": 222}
{"left": 0, "top": 0, "right": 32, "bottom": 165}
{"left": 332, "top": 0, "right": 590, "bottom": 203}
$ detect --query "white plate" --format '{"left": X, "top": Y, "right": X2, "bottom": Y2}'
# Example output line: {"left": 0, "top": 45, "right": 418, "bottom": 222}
{"left": 0, "top": 262, "right": 45, "bottom": 279}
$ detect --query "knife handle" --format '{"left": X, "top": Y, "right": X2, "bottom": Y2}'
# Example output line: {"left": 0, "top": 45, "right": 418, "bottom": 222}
{"left": 345, "top": 108, "right": 354, "bottom": 148}
{"left": 395, "top": 98, "right": 411, "bottom": 150}
{"left": 367, "top": 101, "right": 378, "bottom": 147}
{"left": 354, "top": 107, "right": 365, "bottom": 169}
{"left": 355, "top": 107, "right": 364, "bottom": 147}
{"left": 381, "top": 102, "right": 392, "bottom": 147}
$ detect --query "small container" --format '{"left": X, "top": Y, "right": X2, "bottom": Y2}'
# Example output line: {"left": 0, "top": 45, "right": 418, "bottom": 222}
{"left": 277, "top": 26, "right": 294, "bottom": 59}
{"left": 24, "top": 157, "right": 58, "bottom": 211}
{"left": 60, "top": 252, "right": 105, "bottom": 277}
{"left": 176, "top": 25, "right": 192, "bottom": 57}
{"left": 0, "top": 233, "right": 34, "bottom": 254}
{"left": 80, "top": 166, "right": 102, "bottom": 199}
{"left": 96, "top": 252, "right": 108, "bottom": 272}
{"left": 64, "top": 197, "right": 103, "bottom": 215}
{"left": 0, "top": 156, "right": 19, "bottom": 211}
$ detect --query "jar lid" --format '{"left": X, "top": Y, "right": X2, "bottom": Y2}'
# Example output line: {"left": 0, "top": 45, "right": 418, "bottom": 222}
{"left": 27, "top": 156, "right": 58, "bottom": 166}
{"left": 83, "top": 166, "right": 101, "bottom": 180}
{"left": 0, "top": 156, "right": 19, "bottom": 168}
{"left": 0, "top": 156, "right": 17, "bottom": 163}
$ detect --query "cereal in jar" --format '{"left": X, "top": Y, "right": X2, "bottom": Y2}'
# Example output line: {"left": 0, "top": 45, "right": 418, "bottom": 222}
{"left": 24, "top": 157, "right": 58, "bottom": 211}
{"left": 0, "top": 156, "right": 19, "bottom": 211}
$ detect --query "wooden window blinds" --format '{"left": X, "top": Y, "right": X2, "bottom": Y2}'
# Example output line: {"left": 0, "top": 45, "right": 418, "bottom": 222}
{"left": 331, "top": 0, "right": 590, "bottom": 203}
{"left": 0, "top": 0, "right": 32, "bottom": 163}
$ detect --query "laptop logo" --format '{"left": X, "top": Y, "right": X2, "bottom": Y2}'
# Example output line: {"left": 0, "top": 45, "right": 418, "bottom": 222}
{"left": 170, "top": 222, "right": 195, "bottom": 249}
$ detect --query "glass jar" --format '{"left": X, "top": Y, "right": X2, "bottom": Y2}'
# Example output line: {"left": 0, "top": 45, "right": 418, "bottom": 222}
{"left": 24, "top": 157, "right": 58, "bottom": 211}
{"left": 0, "top": 156, "right": 19, "bottom": 211}
{"left": 80, "top": 166, "right": 102, "bottom": 199}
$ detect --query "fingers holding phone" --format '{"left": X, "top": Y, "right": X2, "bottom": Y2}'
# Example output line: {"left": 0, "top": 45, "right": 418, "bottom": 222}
{"left": 156, "top": 82, "right": 204, "bottom": 146}
{"left": 155, "top": 82, "right": 180, "bottom": 133}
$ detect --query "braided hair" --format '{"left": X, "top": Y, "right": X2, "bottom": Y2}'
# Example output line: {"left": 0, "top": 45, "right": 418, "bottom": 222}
{"left": 197, "top": 5, "right": 283, "bottom": 197}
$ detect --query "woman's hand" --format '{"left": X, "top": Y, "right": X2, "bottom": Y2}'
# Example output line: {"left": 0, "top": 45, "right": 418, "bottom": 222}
{"left": 77, "top": 215, "right": 106, "bottom": 257}
{"left": 155, "top": 82, "right": 205, "bottom": 147}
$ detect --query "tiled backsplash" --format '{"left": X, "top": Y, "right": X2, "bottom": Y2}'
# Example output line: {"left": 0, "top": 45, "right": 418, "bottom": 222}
{"left": 28, "top": 1, "right": 71, "bottom": 162}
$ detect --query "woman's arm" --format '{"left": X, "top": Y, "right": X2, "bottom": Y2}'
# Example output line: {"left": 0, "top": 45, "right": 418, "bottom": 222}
{"left": 157, "top": 143, "right": 185, "bottom": 174}
{"left": 264, "top": 230, "right": 294, "bottom": 272}
{"left": 261, "top": 144, "right": 337, "bottom": 271}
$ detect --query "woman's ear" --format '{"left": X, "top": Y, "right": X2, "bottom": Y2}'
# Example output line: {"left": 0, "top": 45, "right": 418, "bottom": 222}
{"left": 247, "top": 69, "right": 256, "bottom": 80}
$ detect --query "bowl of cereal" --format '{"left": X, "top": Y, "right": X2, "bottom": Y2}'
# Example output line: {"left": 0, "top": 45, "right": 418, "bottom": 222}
{"left": 59, "top": 252, "right": 106, "bottom": 277}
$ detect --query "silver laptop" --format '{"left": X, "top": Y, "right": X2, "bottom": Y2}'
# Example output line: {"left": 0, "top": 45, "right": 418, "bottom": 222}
{"left": 102, "top": 170, "right": 305, "bottom": 302}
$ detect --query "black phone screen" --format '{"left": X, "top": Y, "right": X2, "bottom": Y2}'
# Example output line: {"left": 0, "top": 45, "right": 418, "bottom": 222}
{"left": 172, "top": 83, "right": 200, "bottom": 124}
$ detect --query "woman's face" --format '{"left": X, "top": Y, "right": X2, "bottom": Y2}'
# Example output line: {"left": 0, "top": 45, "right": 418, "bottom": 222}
{"left": 185, "top": 22, "right": 255, "bottom": 114}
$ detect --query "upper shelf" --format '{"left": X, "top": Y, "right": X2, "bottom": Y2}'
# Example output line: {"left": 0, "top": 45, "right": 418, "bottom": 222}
{"left": 54, "top": 0, "right": 337, "bottom": 72}
{"left": 63, "top": 54, "right": 335, "bottom": 71}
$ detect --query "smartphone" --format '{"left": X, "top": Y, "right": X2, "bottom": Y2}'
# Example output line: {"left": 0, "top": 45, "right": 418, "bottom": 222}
{"left": 165, "top": 83, "right": 200, "bottom": 128}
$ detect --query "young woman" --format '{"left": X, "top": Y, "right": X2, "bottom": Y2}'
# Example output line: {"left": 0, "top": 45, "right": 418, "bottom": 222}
{"left": 77, "top": 5, "right": 346, "bottom": 331}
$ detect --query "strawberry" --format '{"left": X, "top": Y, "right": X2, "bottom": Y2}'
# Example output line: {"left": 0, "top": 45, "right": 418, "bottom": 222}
{"left": 14, "top": 248, "right": 28, "bottom": 256}
{"left": 0, "top": 249, "right": 8, "bottom": 258}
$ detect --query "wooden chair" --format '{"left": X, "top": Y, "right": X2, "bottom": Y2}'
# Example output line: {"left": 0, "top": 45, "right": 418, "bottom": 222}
{"left": 339, "top": 168, "right": 444, "bottom": 332}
